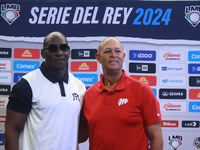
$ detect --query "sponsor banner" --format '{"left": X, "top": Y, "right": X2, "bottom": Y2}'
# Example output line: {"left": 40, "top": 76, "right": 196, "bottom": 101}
{"left": 73, "top": 74, "right": 98, "bottom": 84}
{"left": 0, "top": 48, "right": 11, "bottom": 58}
{"left": 14, "top": 73, "right": 26, "bottom": 83}
{"left": 71, "top": 61, "right": 97, "bottom": 72}
{"left": 14, "top": 48, "right": 40, "bottom": 59}
{"left": 188, "top": 51, "right": 200, "bottom": 61}
{"left": 189, "top": 76, "right": 200, "bottom": 87}
{"left": 189, "top": 89, "right": 200, "bottom": 100}
{"left": 13, "top": 60, "right": 40, "bottom": 71}
{"left": 130, "top": 75, "right": 156, "bottom": 86}
{"left": 160, "top": 102, "right": 186, "bottom": 112}
{"left": 0, "top": 72, "right": 11, "bottom": 83}
{"left": 0, "top": 2, "right": 200, "bottom": 40}
{"left": 159, "top": 51, "right": 185, "bottom": 61}
{"left": 0, "top": 60, "right": 11, "bottom": 70}
{"left": 0, "top": 85, "right": 10, "bottom": 95}
{"left": 161, "top": 120, "right": 179, "bottom": 127}
{"left": 159, "top": 76, "right": 186, "bottom": 87}
{"left": 159, "top": 64, "right": 185, "bottom": 73}
{"left": 129, "top": 50, "right": 156, "bottom": 61}
{"left": 182, "top": 120, "right": 199, "bottom": 128}
{"left": 189, "top": 102, "right": 200, "bottom": 112}
{"left": 188, "top": 64, "right": 200, "bottom": 74}
{"left": 129, "top": 63, "right": 156, "bottom": 73}
{"left": 71, "top": 49, "right": 97, "bottom": 59}
{"left": 0, "top": 116, "right": 6, "bottom": 123}
{"left": 159, "top": 89, "right": 186, "bottom": 99}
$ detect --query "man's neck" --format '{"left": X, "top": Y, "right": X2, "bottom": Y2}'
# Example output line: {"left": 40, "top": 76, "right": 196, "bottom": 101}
{"left": 103, "top": 69, "right": 123, "bottom": 91}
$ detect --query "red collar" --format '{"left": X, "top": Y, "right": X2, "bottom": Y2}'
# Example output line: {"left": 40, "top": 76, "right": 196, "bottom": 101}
{"left": 98, "top": 69, "right": 127, "bottom": 93}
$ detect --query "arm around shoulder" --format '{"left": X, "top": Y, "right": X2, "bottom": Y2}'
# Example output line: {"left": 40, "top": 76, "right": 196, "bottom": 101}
{"left": 4, "top": 109, "right": 28, "bottom": 150}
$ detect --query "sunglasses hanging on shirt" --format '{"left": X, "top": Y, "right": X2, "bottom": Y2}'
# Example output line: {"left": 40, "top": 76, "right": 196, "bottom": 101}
{"left": 44, "top": 44, "right": 70, "bottom": 53}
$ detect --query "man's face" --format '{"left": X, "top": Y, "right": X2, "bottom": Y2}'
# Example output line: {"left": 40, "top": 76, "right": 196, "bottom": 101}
{"left": 96, "top": 38, "right": 125, "bottom": 72}
{"left": 41, "top": 35, "right": 70, "bottom": 73}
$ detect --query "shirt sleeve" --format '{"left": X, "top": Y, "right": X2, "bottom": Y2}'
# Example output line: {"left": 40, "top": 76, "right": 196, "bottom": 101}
{"left": 7, "top": 78, "right": 32, "bottom": 114}
{"left": 140, "top": 84, "right": 162, "bottom": 127}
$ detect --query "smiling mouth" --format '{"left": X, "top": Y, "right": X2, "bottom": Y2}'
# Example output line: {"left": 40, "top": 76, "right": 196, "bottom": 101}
{"left": 110, "top": 60, "right": 117, "bottom": 63}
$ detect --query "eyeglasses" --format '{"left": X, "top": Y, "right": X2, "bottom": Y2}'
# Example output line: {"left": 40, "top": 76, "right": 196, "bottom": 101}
{"left": 44, "top": 44, "right": 70, "bottom": 53}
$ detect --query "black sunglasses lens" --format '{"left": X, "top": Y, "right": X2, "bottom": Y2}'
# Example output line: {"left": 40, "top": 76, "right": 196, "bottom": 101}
{"left": 46, "top": 44, "right": 69, "bottom": 53}
{"left": 48, "top": 44, "right": 58, "bottom": 53}
{"left": 60, "top": 44, "right": 69, "bottom": 52}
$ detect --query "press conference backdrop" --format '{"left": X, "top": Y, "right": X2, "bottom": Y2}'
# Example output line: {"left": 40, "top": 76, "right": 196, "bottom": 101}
{"left": 0, "top": 1, "right": 200, "bottom": 150}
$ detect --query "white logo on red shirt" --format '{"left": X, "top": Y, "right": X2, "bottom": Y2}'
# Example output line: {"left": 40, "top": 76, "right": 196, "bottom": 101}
{"left": 118, "top": 98, "right": 128, "bottom": 106}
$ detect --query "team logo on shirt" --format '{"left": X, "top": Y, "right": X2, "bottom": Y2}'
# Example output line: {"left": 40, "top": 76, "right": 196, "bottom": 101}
{"left": 72, "top": 93, "right": 80, "bottom": 102}
{"left": 118, "top": 98, "right": 128, "bottom": 106}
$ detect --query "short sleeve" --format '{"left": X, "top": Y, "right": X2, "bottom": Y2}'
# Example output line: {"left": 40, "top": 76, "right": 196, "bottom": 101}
{"left": 140, "top": 84, "right": 161, "bottom": 127}
{"left": 7, "top": 78, "right": 32, "bottom": 114}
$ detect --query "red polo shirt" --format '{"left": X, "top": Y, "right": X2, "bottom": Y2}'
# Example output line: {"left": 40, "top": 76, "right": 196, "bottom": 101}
{"left": 84, "top": 70, "right": 161, "bottom": 150}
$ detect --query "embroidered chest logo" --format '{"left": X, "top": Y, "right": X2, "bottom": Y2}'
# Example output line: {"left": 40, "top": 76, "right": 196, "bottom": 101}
{"left": 72, "top": 93, "right": 80, "bottom": 102}
{"left": 118, "top": 98, "right": 128, "bottom": 106}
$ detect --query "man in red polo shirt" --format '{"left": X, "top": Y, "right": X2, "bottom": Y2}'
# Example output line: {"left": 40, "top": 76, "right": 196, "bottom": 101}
{"left": 81, "top": 37, "right": 163, "bottom": 150}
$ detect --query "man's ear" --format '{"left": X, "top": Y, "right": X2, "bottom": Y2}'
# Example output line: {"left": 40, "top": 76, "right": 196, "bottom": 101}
{"left": 41, "top": 49, "right": 45, "bottom": 58}
{"left": 95, "top": 53, "right": 101, "bottom": 63}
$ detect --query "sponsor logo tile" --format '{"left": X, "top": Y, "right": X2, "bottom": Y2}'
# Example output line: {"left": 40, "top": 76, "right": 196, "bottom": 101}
{"left": 188, "top": 51, "right": 200, "bottom": 61}
{"left": 188, "top": 64, "right": 200, "bottom": 74}
{"left": 0, "top": 116, "right": 6, "bottom": 123}
{"left": 13, "top": 61, "right": 40, "bottom": 71}
{"left": 0, "top": 60, "right": 11, "bottom": 70}
{"left": 159, "top": 89, "right": 186, "bottom": 99}
{"left": 159, "top": 64, "right": 185, "bottom": 73}
{"left": 71, "top": 49, "right": 97, "bottom": 59}
{"left": 159, "top": 51, "right": 185, "bottom": 61}
{"left": 168, "top": 135, "right": 183, "bottom": 150}
{"left": 0, "top": 48, "right": 11, "bottom": 58}
{"left": 189, "top": 102, "right": 200, "bottom": 112}
{"left": 129, "top": 63, "right": 156, "bottom": 73}
{"left": 161, "top": 120, "right": 179, "bottom": 127}
{"left": 130, "top": 75, "right": 157, "bottom": 86}
{"left": 159, "top": 76, "right": 186, "bottom": 87}
{"left": 129, "top": 50, "right": 156, "bottom": 61}
{"left": 182, "top": 120, "right": 199, "bottom": 128}
{"left": 73, "top": 74, "right": 98, "bottom": 84}
{"left": 189, "top": 89, "right": 200, "bottom": 100}
{"left": 14, "top": 48, "right": 40, "bottom": 59}
{"left": 160, "top": 102, "right": 186, "bottom": 112}
{"left": 14, "top": 73, "right": 26, "bottom": 83}
{"left": 0, "top": 72, "right": 11, "bottom": 83}
{"left": 0, "top": 85, "right": 10, "bottom": 95}
{"left": 71, "top": 61, "right": 97, "bottom": 72}
{"left": 189, "top": 76, "right": 200, "bottom": 87}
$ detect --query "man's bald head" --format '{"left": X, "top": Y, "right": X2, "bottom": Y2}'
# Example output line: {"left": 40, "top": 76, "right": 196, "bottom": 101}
{"left": 98, "top": 37, "right": 123, "bottom": 53}
{"left": 43, "top": 31, "right": 68, "bottom": 48}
